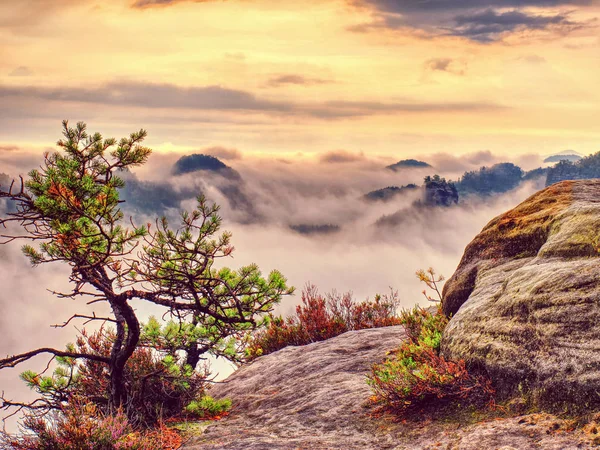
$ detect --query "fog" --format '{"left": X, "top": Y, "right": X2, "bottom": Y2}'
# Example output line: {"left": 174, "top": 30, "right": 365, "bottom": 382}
{"left": 0, "top": 147, "right": 545, "bottom": 431}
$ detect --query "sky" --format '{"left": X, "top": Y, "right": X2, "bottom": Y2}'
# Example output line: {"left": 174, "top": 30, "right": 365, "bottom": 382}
{"left": 1, "top": 0, "right": 599, "bottom": 158}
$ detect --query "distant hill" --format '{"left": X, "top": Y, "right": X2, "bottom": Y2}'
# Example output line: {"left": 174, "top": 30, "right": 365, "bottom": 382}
{"left": 367, "top": 161, "right": 548, "bottom": 213}
{"left": 456, "top": 162, "right": 524, "bottom": 196}
{"left": 386, "top": 159, "right": 431, "bottom": 171}
{"left": 546, "top": 151, "right": 600, "bottom": 186}
{"left": 522, "top": 167, "right": 548, "bottom": 182}
{"left": 289, "top": 224, "right": 341, "bottom": 236}
{"left": 364, "top": 184, "right": 419, "bottom": 202}
{"left": 173, "top": 154, "right": 239, "bottom": 178}
{"left": 168, "top": 154, "right": 256, "bottom": 221}
{"left": 120, "top": 171, "right": 192, "bottom": 215}
{"left": 544, "top": 153, "right": 582, "bottom": 163}
{"left": 0, "top": 173, "right": 10, "bottom": 189}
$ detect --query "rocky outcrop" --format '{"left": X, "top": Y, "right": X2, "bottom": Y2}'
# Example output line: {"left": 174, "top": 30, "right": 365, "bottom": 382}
{"left": 424, "top": 177, "right": 458, "bottom": 207}
{"left": 184, "top": 325, "right": 587, "bottom": 449}
{"left": 442, "top": 180, "right": 600, "bottom": 409}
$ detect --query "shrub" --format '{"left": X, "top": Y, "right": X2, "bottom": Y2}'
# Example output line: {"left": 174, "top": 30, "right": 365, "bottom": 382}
{"left": 1, "top": 399, "right": 182, "bottom": 450}
{"left": 19, "top": 327, "right": 210, "bottom": 427}
{"left": 4, "top": 324, "right": 231, "bottom": 448}
{"left": 245, "top": 284, "right": 402, "bottom": 360}
{"left": 184, "top": 396, "right": 231, "bottom": 419}
{"left": 368, "top": 305, "right": 494, "bottom": 414}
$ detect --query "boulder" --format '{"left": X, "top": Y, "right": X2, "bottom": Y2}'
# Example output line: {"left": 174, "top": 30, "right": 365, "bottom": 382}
{"left": 442, "top": 180, "right": 600, "bottom": 409}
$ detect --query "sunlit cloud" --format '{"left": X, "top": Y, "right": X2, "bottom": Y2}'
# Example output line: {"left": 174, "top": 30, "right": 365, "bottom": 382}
{"left": 0, "top": 80, "right": 505, "bottom": 119}
{"left": 349, "top": 0, "right": 598, "bottom": 42}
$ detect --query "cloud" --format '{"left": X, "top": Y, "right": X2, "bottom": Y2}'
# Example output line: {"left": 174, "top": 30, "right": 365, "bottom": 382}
{"left": 131, "top": 0, "right": 217, "bottom": 8}
{"left": 518, "top": 55, "right": 548, "bottom": 64}
{"left": 266, "top": 74, "right": 332, "bottom": 87}
{"left": 423, "top": 150, "right": 544, "bottom": 176}
{"left": 0, "top": 0, "right": 89, "bottom": 32}
{"left": 0, "top": 81, "right": 283, "bottom": 112}
{"left": 449, "top": 9, "right": 580, "bottom": 42}
{"left": 8, "top": 66, "right": 33, "bottom": 77}
{"left": 518, "top": 54, "right": 548, "bottom": 63}
{"left": 350, "top": 0, "right": 597, "bottom": 42}
{"left": 0, "top": 80, "right": 505, "bottom": 119}
{"left": 224, "top": 52, "right": 246, "bottom": 61}
{"left": 424, "top": 58, "right": 466, "bottom": 75}
{"left": 356, "top": 0, "right": 596, "bottom": 14}
{"left": 426, "top": 150, "right": 498, "bottom": 173}
{"left": 202, "top": 146, "right": 243, "bottom": 160}
{"left": 318, "top": 150, "right": 367, "bottom": 163}
{"left": 0, "top": 145, "right": 20, "bottom": 152}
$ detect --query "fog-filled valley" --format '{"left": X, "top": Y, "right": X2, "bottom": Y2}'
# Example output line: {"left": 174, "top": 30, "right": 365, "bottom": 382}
{"left": 0, "top": 144, "right": 589, "bottom": 434}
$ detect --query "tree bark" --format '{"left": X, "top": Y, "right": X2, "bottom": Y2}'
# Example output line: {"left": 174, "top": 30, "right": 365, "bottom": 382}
{"left": 185, "top": 343, "right": 201, "bottom": 370}
{"left": 107, "top": 295, "right": 140, "bottom": 412}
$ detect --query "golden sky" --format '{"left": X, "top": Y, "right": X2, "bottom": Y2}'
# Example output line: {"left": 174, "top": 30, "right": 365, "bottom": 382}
{"left": 1, "top": 0, "right": 599, "bottom": 158}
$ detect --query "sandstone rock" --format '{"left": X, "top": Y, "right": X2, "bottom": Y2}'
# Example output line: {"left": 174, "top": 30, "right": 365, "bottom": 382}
{"left": 183, "top": 326, "right": 586, "bottom": 449}
{"left": 442, "top": 180, "right": 600, "bottom": 409}
{"left": 185, "top": 326, "right": 407, "bottom": 449}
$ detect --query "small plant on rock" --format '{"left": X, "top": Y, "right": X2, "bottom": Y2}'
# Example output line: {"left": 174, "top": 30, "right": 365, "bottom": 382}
{"left": 184, "top": 396, "right": 231, "bottom": 419}
{"left": 367, "top": 270, "right": 495, "bottom": 415}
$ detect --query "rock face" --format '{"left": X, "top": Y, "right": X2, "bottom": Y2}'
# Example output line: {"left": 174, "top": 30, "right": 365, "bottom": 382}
{"left": 442, "top": 180, "right": 600, "bottom": 409}
{"left": 184, "top": 325, "right": 586, "bottom": 449}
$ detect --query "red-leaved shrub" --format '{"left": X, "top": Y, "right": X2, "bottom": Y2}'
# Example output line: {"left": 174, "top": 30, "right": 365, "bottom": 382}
{"left": 1, "top": 399, "right": 182, "bottom": 450}
{"left": 71, "top": 328, "right": 209, "bottom": 426}
{"left": 245, "top": 284, "right": 402, "bottom": 359}
{"left": 16, "top": 327, "right": 210, "bottom": 429}
{"left": 368, "top": 306, "right": 495, "bottom": 415}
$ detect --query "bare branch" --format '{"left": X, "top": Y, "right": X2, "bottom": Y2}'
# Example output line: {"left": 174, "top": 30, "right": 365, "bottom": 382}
{"left": 0, "top": 348, "right": 109, "bottom": 370}
{"left": 51, "top": 313, "right": 117, "bottom": 329}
